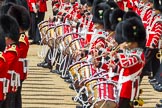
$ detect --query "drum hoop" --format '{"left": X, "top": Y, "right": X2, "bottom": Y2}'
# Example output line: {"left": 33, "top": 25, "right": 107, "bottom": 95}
{"left": 69, "top": 37, "right": 85, "bottom": 47}
{"left": 53, "top": 24, "right": 68, "bottom": 37}
{"left": 92, "top": 81, "right": 118, "bottom": 90}
{"left": 38, "top": 20, "right": 48, "bottom": 27}
{"left": 93, "top": 71, "right": 107, "bottom": 77}
{"left": 77, "top": 64, "right": 92, "bottom": 72}
{"left": 84, "top": 77, "right": 107, "bottom": 86}
{"left": 45, "top": 26, "right": 56, "bottom": 35}
{"left": 62, "top": 32, "right": 82, "bottom": 41}
{"left": 68, "top": 61, "right": 87, "bottom": 70}
{"left": 39, "top": 24, "right": 49, "bottom": 31}
{"left": 62, "top": 34, "right": 73, "bottom": 41}
{"left": 54, "top": 23, "right": 71, "bottom": 31}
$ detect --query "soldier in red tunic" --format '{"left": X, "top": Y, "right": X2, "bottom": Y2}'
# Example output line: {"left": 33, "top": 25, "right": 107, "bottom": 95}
{"left": 117, "top": 17, "right": 146, "bottom": 108}
{"left": 28, "top": 0, "right": 47, "bottom": 44}
{"left": 141, "top": 0, "right": 162, "bottom": 81}
{"left": 0, "top": 15, "right": 20, "bottom": 108}
{"left": 0, "top": 32, "right": 8, "bottom": 107}
{"left": 7, "top": 4, "right": 31, "bottom": 108}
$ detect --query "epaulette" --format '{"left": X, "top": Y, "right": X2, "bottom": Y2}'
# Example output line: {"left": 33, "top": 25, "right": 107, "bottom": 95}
{"left": 0, "top": 52, "right": 6, "bottom": 62}
{"left": 7, "top": 45, "right": 17, "bottom": 55}
{"left": 19, "top": 34, "right": 27, "bottom": 45}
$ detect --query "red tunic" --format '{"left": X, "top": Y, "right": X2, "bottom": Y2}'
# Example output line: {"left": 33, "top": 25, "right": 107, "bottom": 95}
{"left": 3, "top": 44, "right": 20, "bottom": 92}
{"left": 146, "top": 14, "right": 162, "bottom": 48}
{"left": 27, "top": 0, "right": 37, "bottom": 12}
{"left": 17, "top": 33, "right": 29, "bottom": 81}
{"left": 117, "top": 48, "right": 145, "bottom": 99}
{"left": 117, "top": 1, "right": 125, "bottom": 10}
{"left": 140, "top": 3, "right": 152, "bottom": 29}
{"left": 38, "top": 0, "right": 47, "bottom": 12}
{"left": 0, "top": 52, "right": 8, "bottom": 100}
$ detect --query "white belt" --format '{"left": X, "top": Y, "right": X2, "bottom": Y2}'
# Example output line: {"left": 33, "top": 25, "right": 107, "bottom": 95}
{"left": 8, "top": 70, "right": 20, "bottom": 87}
{"left": 149, "top": 32, "right": 156, "bottom": 35}
{"left": 0, "top": 78, "right": 4, "bottom": 82}
{"left": 80, "top": 31, "right": 94, "bottom": 34}
{"left": 19, "top": 58, "right": 28, "bottom": 74}
{"left": 19, "top": 58, "right": 27, "bottom": 62}
{"left": 142, "top": 21, "right": 147, "bottom": 24}
{"left": 8, "top": 70, "right": 16, "bottom": 74}
{"left": 119, "top": 69, "right": 142, "bottom": 84}
{"left": 2, "top": 78, "right": 9, "bottom": 94}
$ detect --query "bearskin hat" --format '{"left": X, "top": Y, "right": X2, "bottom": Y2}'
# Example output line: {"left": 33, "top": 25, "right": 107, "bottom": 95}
{"left": 86, "top": 0, "right": 94, "bottom": 6}
{"left": 0, "top": 15, "right": 19, "bottom": 43}
{"left": 92, "top": 0, "right": 106, "bottom": 14}
{"left": 103, "top": 9, "right": 112, "bottom": 30}
{"left": 0, "top": 2, "right": 15, "bottom": 15}
{"left": 0, "top": 35, "right": 6, "bottom": 52}
{"left": 122, "top": 17, "right": 146, "bottom": 48}
{"left": 115, "top": 22, "right": 125, "bottom": 44}
{"left": 103, "top": 1, "right": 119, "bottom": 30}
{"left": 92, "top": 2, "right": 110, "bottom": 25}
{"left": 153, "top": 0, "right": 162, "bottom": 12}
{"left": 123, "top": 10, "right": 141, "bottom": 21}
{"left": 8, "top": 4, "right": 31, "bottom": 31}
{"left": 81, "top": 0, "right": 86, "bottom": 5}
{"left": 109, "top": 8, "right": 125, "bottom": 31}
{"left": 106, "top": 0, "right": 119, "bottom": 10}
{"left": 92, "top": 0, "right": 105, "bottom": 7}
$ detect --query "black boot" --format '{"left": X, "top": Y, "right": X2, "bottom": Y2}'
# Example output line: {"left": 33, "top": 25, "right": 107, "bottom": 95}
{"left": 42, "top": 62, "right": 52, "bottom": 69}
{"left": 64, "top": 79, "right": 72, "bottom": 83}
{"left": 153, "top": 83, "right": 162, "bottom": 92}
{"left": 37, "top": 61, "right": 46, "bottom": 67}
{"left": 69, "top": 83, "right": 74, "bottom": 90}
{"left": 156, "top": 103, "right": 162, "bottom": 108}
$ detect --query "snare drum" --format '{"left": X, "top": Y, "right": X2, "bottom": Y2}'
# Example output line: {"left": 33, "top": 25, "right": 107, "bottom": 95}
{"left": 54, "top": 24, "right": 72, "bottom": 37}
{"left": 69, "top": 61, "right": 87, "bottom": 82}
{"left": 63, "top": 34, "right": 73, "bottom": 47}
{"left": 78, "top": 64, "right": 93, "bottom": 86}
{"left": 62, "top": 34, "right": 73, "bottom": 55}
{"left": 69, "top": 38, "right": 84, "bottom": 55}
{"left": 39, "top": 24, "right": 49, "bottom": 43}
{"left": 46, "top": 26, "right": 56, "bottom": 39}
{"left": 84, "top": 77, "right": 107, "bottom": 103}
{"left": 92, "top": 81, "right": 118, "bottom": 108}
{"left": 38, "top": 20, "right": 49, "bottom": 30}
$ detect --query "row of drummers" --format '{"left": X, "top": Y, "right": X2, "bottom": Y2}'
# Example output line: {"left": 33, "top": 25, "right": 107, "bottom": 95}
{"left": 38, "top": 0, "right": 162, "bottom": 108}
{"left": 0, "top": 2, "right": 30, "bottom": 108}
